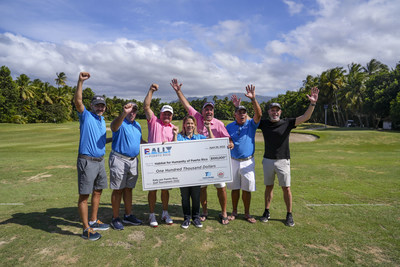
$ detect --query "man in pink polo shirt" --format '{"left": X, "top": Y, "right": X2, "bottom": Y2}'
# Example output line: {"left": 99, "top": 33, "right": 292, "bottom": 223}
{"left": 170, "top": 79, "right": 233, "bottom": 225}
{"left": 144, "top": 83, "right": 175, "bottom": 227}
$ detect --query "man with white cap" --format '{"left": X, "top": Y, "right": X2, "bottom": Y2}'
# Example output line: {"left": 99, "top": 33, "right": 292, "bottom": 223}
{"left": 109, "top": 102, "right": 145, "bottom": 230}
{"left": 143, "top": 84, "right": 175, "bottom": 227}
{"left": 170, "top": 78, "right": 233, "bottom": 225}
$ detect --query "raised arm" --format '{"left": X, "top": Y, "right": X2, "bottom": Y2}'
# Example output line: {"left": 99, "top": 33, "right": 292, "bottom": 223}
{"left": 172, "top": 126, "right": 179, "bottom": 141}
{"left": 204, "top": 121, "right": 214, "bottom": 139}
{"left": 110, "top": 103, "right": 134, "bottom": 132}
{"left": 244, "top": 84, "right": 262, "bottom": 124}
{"left": 143, "top": 84, "right": 158, "bottom": 120}
{"left": 232, "top": 93, "right": 252, "bottom": 120}
{"left": 74, "top": 72, "right": 90, "bottom": 113}
{"left": 231, "top": 94, "right": 241, "bottom": 108}
{"left": 170, "top": 78, "right": 192, "bottom": 113}
{"left": 295, "top": 87, "right": 319, "bottom": 126}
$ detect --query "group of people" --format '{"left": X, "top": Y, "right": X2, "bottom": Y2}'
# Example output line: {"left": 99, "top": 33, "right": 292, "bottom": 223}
{"left": 75, "top": 72, "right": 319, "bottom": 241}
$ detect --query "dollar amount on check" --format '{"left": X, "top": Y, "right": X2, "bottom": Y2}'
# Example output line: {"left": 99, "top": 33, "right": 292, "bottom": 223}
{"left": 140, "top": 137, "right": 232, "bottom": 190}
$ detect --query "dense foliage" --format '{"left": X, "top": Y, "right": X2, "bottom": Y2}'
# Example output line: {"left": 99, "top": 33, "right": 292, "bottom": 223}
{"left": 1, "top": 59, "right": 399, "bottom": 128}
{"left": 262, "top": 59, "right": 400, "bottom": 129}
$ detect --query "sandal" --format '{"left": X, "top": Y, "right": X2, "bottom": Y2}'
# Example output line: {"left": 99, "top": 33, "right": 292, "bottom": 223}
{"left": 228, "top": 212, "right": 238, "bottom": 221}
{"left": 245, "top": 215, "right": 257, "bottom": 224}
{"left": 219, "top": 214, "right": 229, "bottom": 225}
{"left": 199, "top": 214, "right": 208, "bottom": 222}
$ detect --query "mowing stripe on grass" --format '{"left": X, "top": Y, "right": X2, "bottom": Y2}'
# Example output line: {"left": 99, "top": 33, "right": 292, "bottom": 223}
{"left": 0, "top": 203, "right": 24, "bottom": 205}
{"left": 306, "top": 203, "right": 388, "bottom": 206}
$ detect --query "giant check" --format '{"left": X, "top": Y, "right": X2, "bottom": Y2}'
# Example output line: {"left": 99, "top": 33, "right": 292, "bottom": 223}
{"left": 140, "top": 137, "right": 232, "bottom": 190}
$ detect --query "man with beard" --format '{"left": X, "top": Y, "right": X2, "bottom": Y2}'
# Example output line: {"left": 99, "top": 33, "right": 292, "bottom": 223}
{"left": 258, "top": 87, "right": 319, "bottom": 227}
{"left": 74, "top": 72, "right": 109, "bottom": 241}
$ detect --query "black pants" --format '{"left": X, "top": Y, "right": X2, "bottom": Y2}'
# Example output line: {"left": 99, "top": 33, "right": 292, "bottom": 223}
{"left": 180, "top": 186, "right": 201, "bottom": 220}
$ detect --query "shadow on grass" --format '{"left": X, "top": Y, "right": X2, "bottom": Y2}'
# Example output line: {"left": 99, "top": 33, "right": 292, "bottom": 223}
{"left": 100, "top": 203, "right": 227, "bottom": 225}
{"left": 0, "top": 207, "right": 83, "bottom": 236}
{"left": 0, "top": 203, "right": 225, "bottom": 235}
{"left": 267, "top": 218, "right": 287, "bottom": 225}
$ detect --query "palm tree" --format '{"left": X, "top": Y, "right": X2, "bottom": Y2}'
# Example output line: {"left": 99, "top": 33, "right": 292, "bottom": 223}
{"left": 53, "top": 72, "right": 73, "bottom": 117}
{"left": 319, "top": 67, "right": 346, "bottom": 126}
{"left": 344, "top": 63, "right": 367, "bottom": 126}
{"left": 302, "top": 75, "right": 319, "bottom": 90}
{"left": 363, "top": 59, "right": 389, "bottom": 75}
{"left": 55, "top": 72, "right": 69, "bottom": 102}
{"left": 55, "top": 72, "right": 67, "bottom": 88}
{"left": 37, "top": 82, "right": 54, "bottom": 105}
{"left": 16, "top": 74, "right": 35, "bottom": 101}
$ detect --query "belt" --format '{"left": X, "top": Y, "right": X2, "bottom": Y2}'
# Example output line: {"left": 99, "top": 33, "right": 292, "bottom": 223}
{"left": 78, "top": 154, "right": 104, "bottom": 162}
{"left": 111, "top": 150, "right": 137, "bottom": 161}
{"left": 231, "top": 155, "right": 254, "bottom": 162}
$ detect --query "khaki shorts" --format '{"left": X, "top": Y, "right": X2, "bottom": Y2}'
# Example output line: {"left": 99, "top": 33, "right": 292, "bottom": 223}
{"left": 227, "top": 158, "right": 256, "bottom": 192}
{"left": 109, "top": 151, "right": 138, "bottom": 190}
{"left": 262, "top": 158, "right": 291, "bottom": 187}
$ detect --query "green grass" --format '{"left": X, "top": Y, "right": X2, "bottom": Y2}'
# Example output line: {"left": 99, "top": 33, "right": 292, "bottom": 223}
{"left": 0, "top": 121, "right": 399, "bottom": 266}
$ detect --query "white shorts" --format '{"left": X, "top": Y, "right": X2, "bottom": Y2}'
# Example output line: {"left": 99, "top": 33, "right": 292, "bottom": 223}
{"left": 262, "top": 158, "right": 291, "bottom": 187}
{"left": 109, "top": 151, "right": 138, "bottom": 190}
{"left": 227, "top": 157, "right": 256, "bottom": 192}
{"left": 200, "top": 183, "right": 226, "bottom": 189}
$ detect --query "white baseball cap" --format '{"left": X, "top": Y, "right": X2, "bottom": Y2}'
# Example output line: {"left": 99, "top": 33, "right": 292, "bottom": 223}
{"left": 160, "top": 105, "right": 174, "bottom": 114}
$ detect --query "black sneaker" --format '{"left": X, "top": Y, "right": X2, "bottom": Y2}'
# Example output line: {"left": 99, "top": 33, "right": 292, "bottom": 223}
{"left": 192, "top": 218, "right": 203, "bottom": 228}
{"left": 285, "top": 213, "right": 295, "bottom": 227}
{"left": 123, "top": 214, "right": 142, "bottom": 226}
{"left": 111, "top": 217, "right": 124, "bottom": 230}
{"left": 181, "top": 219, "right": 190, "bottom": 229}
{"left": 260, "top": 209, "right": 270, "bottom": 222}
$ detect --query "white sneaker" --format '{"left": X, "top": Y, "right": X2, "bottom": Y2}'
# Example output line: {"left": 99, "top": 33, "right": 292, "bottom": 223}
{"left": 161, "top": 211, "right": 173, "bottom": 225}
{"left": 149, "top": 213, "right": 158, "bottom": 228}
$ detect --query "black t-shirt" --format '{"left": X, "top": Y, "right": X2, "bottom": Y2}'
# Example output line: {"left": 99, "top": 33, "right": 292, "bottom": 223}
{"left": 258, "top": 118, "right": 296, "bottom": 159}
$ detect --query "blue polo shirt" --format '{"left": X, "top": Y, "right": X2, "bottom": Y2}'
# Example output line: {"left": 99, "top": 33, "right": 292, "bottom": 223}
{"left": 112, "top": 118, "right": 142, "bottom": 157}
{"left": 177, "top": 133, "right": 207, "bottom": 141}
{"left": 226, "top": 119, "right": 260, "bottom": 159}
{"left": 78, "top": 107, "right": 106, "bottom": 157}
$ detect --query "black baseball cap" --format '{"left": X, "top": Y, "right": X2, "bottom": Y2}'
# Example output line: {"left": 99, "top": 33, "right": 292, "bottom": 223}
{"left": 269, "top": 103, "right": 281, "bottom": 109}
{"left": 91, "top": 95, "right": 106, "bottom": 105}
{"left": 235, "top": 105, "right": 247, "bottom": 112}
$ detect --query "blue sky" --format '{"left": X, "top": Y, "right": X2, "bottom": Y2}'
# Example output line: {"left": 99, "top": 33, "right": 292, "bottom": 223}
{"left": 1, "top": 0, "right": 399, "bottom": 102}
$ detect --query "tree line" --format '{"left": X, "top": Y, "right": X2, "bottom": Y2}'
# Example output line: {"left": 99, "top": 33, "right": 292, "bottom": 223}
{"left": 1, "top": 59, "right": 399, "bottom": 129}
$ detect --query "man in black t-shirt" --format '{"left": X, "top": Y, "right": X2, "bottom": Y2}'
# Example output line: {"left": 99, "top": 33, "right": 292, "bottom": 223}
{"left": 258, "top": 87, "right": 319, "bottom": 226}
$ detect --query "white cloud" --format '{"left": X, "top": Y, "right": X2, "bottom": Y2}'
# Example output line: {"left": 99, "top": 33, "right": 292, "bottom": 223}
{"left": 266, "top": 0, "right": 400, "bottom": 73}
{"left": 283, "top": 0, "right": 304, "bottom": 15}
{"left": 0, "top": 33, "right": 248, "bottom": 101}
{"left": 193, "top": 20, "right": 256, "bottom": 55}
{"left": 1, "top": 0, "right": 399, "bottom": 103}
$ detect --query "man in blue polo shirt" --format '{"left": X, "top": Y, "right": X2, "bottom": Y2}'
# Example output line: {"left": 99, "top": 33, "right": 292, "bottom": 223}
{"left": 109, "top": 102, "right": 145, "bottom": 230}
{"left": 226, "top": 85, "right": 262, "bottom": 224}
{"left": 74, "top": 72, "right": 110, "bottom": 241}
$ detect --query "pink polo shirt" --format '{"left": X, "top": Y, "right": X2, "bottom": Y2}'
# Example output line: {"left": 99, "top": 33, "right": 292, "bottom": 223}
{"left": 188, "top": 106, "right": 230, "bottom": 138}
{"left": 147, "top": 114, "right": 175, "bottom": 143}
